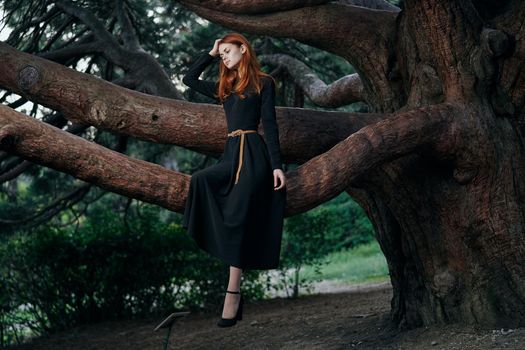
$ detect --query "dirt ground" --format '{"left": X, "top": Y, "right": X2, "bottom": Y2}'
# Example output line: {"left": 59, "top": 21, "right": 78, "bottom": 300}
{"left": 12, "top": 282, "right": 525, "bottom": 350}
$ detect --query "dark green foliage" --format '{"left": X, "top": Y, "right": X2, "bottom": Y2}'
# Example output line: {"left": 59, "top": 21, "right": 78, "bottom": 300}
{"left": 274, "top": 192, "right": 374, "bottom": 298}
{"left": 0, "top": 203, "right": 266, "bottom": 342}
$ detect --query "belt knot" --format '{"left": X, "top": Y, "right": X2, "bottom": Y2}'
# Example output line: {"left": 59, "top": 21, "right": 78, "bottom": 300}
{"left": 227, "top": 129, "right": 258, "bottom": 137}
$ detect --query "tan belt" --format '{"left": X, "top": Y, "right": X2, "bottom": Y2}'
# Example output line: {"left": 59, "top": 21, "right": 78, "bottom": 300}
{"left": 227, "top": 129, "right": 258, "bottom": 184}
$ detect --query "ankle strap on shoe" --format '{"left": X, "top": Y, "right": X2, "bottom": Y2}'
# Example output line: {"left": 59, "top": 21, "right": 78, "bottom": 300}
{"left": 226, "top": 290, "right": 240, "bottom": 294}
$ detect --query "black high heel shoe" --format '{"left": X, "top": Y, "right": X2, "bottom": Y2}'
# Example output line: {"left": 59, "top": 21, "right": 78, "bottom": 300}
{"left": 217, "top": 290, "right": 244, "bottom": 327}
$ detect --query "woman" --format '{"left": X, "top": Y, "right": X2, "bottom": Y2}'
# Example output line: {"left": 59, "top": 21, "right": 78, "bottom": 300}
{"left": 181, "top": 33, "right": 287, "bottom": 327}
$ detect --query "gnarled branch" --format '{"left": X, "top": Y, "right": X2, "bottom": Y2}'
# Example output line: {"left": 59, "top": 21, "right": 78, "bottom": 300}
{"left": 259, "top": 53, "right": 364, "bottom": 107}
{"left": 284, "top": 103, "right": 460, "bottom": 215}
{"left": 39, "top": 41, "right": 102, "bottom": 63}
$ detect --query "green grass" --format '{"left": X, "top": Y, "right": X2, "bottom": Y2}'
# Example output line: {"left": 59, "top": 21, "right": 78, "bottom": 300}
{"left": 301, "top": 240, "right": 390, "bottom": 284}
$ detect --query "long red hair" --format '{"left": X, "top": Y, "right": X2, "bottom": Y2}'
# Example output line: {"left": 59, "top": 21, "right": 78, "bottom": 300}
{"left": 215, "top": 33, "right": 275, "bottom": 103}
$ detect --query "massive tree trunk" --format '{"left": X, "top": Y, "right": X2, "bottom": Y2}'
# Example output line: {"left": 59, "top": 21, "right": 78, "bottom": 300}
{"left": 1, "top": 0, "right": 525, "bottom": 330}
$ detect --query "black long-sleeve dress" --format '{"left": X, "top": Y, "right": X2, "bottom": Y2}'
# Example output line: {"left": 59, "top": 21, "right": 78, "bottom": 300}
{"left": 181, "top": 51, "right": 287, "bottom": 270}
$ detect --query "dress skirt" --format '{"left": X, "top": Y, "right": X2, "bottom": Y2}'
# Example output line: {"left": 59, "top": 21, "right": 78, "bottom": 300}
{"left": 182, "top": 132, "right": 287, "bottom": 270}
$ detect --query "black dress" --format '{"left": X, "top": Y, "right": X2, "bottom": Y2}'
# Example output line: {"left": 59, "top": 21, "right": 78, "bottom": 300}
{"left": 181, "top": 51, "right": 287, "bottom": 270}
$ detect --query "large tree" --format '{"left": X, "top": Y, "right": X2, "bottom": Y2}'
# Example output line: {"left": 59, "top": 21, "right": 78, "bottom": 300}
{"left": 1, "top": 0, "right": 524, "bottom": 330}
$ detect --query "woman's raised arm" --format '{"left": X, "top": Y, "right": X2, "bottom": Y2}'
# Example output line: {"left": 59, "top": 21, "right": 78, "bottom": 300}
{"left": 182, "top": 51, "right": 220, "bottom": 100}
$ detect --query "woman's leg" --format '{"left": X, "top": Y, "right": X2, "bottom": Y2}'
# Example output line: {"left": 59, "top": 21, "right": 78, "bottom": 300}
{"left": 222, "top": 266, "right": 242, "bottom": 318}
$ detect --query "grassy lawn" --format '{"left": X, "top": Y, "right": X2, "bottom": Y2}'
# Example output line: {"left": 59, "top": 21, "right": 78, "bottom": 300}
{"left": 300, "top": 240, "right": 390, "bottom": 284}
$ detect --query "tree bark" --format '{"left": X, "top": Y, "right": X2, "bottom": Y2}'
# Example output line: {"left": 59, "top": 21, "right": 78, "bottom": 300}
{"left": 0, "top": 104, "right": 190, "bottom": 212}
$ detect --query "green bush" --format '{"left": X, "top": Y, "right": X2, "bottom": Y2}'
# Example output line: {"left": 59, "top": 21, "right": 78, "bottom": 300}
{"left": 273, "top": 193, "right": 375, "bottom": 298}
{"left": 0, "top": 203, "right": 265, "bottom": 344}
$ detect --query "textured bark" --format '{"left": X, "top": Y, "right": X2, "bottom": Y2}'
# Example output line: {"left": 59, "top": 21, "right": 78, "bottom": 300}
{"left": 493, "top": 1, "right": 525, "bottom": 138}
{"left": 0, "top": 104, "right": 190, "bottom": 212}
{"left": 349, "top": 103, "right": 525, "bottom": 329}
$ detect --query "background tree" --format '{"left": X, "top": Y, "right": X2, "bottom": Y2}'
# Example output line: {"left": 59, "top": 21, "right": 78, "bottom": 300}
{"left": 1, "top": 0, "right": 524, "bottom": 332}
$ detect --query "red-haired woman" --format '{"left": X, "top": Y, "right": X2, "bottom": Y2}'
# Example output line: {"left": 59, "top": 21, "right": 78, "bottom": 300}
{"left": 181, "top": 33, "right": 287, "bottom": 327}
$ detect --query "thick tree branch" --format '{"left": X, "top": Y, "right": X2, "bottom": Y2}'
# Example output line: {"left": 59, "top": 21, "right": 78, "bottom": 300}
{"left": 283, "top": 103, "right": 460, "bottom": 215}
{"left": 177, "top": 0, "right": 399, "bottom": 14}
{"left": 179, "top": 0, "right": 332, "bottom": 14}
{"left": 259, "top": 53, "right": 364, "bottom": 107}
{"left": 179, "top": 1, "right": 395, "bottom": 60}
{"left": 0, "top": 42, "right": 386, "bottom": 165}
{"left": 0, "top": 104, "right": 189, "bottom": 213}
{"left": 40, "top": 30, "right": 99, "bottom": 63}
{"left": 0, "top": 111, "right": 121, "bottom": 232}
{"left": 0, "top": 159, "right": 32, "bottom": 183}
{"left": 1, "top": 119, "right": 125, "bottom": 230}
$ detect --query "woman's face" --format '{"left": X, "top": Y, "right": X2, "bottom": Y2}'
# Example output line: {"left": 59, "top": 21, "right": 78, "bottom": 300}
{"left": 218, "top": 43, "right": 245, "bottom": 70}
